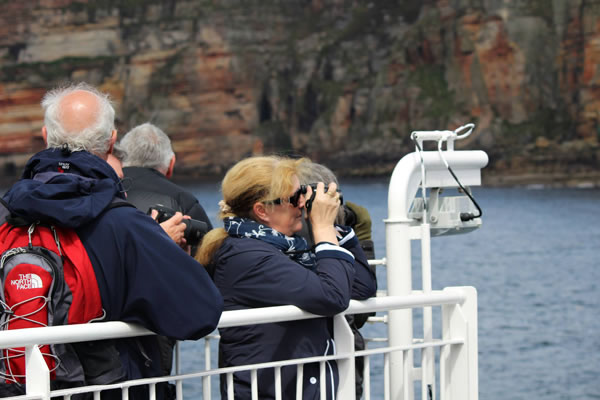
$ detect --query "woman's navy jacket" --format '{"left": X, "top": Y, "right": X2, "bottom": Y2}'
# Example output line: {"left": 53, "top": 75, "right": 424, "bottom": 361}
{"left": 1, "top": 148, "right": 223, "bottom": 398}
{"left": 213, "top": 229, "right": 377, "bottom": 399}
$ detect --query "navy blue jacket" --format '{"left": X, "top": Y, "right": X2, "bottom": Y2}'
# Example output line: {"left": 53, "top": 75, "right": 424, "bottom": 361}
{"left": 213, "top": 231, "right": 376, "bottom": 399}
{"left": 2, "top": 149, "right": 223, "bottom": 398}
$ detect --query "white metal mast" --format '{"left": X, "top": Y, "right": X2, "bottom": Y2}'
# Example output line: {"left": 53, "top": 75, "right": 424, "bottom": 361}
{"left": 385, "top": 124, "right": 487, "bottom": 399}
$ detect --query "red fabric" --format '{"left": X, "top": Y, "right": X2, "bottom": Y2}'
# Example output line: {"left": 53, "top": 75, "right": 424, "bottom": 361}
{"left": 0, "top": 223, "right": 103, "bottom": 382}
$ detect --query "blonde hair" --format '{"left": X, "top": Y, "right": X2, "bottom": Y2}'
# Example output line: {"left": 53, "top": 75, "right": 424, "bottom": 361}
{"left": 196, "top": 155, "right": 309, "bottom": 266}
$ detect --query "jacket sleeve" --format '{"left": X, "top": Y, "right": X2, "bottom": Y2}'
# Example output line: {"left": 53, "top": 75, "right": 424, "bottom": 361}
{"left": 79, "top": 207, "right": 223, "bottom": 340}
{"left": 337, "top": 227, "right": 377, "bottom": 300}
{"left": 216, "top": 239, "right": 356, "bottom": 316}
{"left": 177, "top": 191, "right": 213, "bottom": 230}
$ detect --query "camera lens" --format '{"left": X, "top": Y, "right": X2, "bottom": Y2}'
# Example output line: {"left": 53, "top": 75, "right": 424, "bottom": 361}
{"left": 183, "top": 219, "right": 208, "bottom": 246}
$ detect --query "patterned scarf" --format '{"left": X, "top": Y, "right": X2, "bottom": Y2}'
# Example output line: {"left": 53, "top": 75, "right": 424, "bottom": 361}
{"left": 224, "top": 217, "right": 317, "bottom": 270}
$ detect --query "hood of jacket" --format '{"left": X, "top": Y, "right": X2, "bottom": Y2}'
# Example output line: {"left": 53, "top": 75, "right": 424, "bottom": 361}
{"left": 2, "top": 148, "right": 125, "bottom": 228}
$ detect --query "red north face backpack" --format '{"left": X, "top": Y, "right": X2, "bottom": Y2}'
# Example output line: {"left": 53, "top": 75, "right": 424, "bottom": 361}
{"left": 0, "top": 202, "right": 104, "bottom": 386}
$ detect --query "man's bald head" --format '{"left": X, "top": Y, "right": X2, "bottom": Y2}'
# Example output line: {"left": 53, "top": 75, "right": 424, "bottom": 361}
{"left": 42, "top": 82, "right": 116, "bottom": 157}
{"left": 59, "top": 89, "right": 101, "bottom": 134}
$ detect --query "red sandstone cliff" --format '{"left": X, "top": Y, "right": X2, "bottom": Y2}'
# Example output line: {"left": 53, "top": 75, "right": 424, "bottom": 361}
{"left": 0, "top": 0, "right": 598, "bottom": 186}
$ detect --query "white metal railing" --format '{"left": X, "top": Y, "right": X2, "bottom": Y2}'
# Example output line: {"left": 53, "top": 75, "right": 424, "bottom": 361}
{"left": 0, "top": 287, "right": 477, "bottom": 400}
{"left": 0, "top": 133, "right": 485, "bottom": 399}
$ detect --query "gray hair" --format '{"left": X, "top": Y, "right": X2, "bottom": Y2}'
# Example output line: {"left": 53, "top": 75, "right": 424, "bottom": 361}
{"left": 41, "top": 82, "right": 115, "bottom": 155}
{"left": 298, "top": 162, "right": 345, "bottom": 224}
{"left": 120, "top": 123, "right": 174, "bottom": 172}
{"left": 298, "top": 162, "right": 339, "bottom": 187}
{"left": 111, "top": 141, "right": 128, "bottom": 162}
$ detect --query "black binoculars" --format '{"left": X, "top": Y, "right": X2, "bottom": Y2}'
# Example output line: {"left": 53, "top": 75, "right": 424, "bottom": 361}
{"left": 304, "top": 183, "right": 344, "bottom": 213}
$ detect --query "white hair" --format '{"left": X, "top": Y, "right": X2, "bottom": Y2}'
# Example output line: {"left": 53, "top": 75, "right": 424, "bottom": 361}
{"left": 120, "top": 123, "right": 174, "bottom": 172}
{"left": 41, "top": 82, "right": 115, "bottom": 155}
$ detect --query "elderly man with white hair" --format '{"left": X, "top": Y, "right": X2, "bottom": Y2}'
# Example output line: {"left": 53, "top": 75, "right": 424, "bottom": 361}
{"left": 0, "top": 82, "right": 223, "bottom": 399}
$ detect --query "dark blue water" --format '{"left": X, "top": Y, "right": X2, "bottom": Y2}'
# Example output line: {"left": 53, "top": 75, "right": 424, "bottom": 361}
{"left": 181, "top": 181, "right": 600, "bottom": 399}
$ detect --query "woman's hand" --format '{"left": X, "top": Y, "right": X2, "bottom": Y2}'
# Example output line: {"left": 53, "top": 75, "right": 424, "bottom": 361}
{"left": 306, "top": 182, "right": 341, "bottom": 245}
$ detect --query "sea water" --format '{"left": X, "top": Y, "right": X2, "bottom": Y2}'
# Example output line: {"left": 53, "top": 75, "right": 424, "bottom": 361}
{"left": 181, "top": 181, "right": 600, "bottom": 399}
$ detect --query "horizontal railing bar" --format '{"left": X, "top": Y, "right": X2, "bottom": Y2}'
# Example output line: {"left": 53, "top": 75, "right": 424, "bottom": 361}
{"left": 366, "top": 316, "right": 387, "bottom": 323}
{"left": 368, "top": 258, "right": 387, "bottom": 266}
{"left": 0, "top": 289, "right": 466, "bottom": 348}
{"left": 365, "top": 338, "right": 388, "bottom": 343}
{"left": 219, "top": 289, "right": 465, "bottom": 328}
{"left": 54, "top": 351, "right": 361, "bottom": 397}
{"left": 51, "top": 373, "right": 176, "bottom": 396}
{"left": 52, "top": 338, "right": 466, "bottom": 397}
{"left": 174, "top": 351, "right": 356, "bottom": 379}
{"left": 345, "top": 289, "right": 465, "bottom": 315}
{"left": 0, "top": 321, "right": 153, "bottom": 348}
{"left": 364, "top": 335, "right": 458, "bottom": 345}
{"left": 355, "top": 338, "right": 464, "bottom": 358}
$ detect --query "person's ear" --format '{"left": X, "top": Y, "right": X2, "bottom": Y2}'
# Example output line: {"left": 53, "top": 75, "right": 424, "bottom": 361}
{"left": 252, "top": 202, "right": 269, "bottom": 224}
{"left": 166, "top": 155, "right": 175, "bottom": 179}
{"left": 42, "top": 126, "right": 48, "bottom": 145}
{"left": 107, "top": 129, "right": 117, "bottom": 155}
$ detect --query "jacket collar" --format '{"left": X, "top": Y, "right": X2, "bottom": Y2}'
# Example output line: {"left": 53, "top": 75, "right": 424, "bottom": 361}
{"left": 2, "top": 148, "right": 125, "bottom": 228}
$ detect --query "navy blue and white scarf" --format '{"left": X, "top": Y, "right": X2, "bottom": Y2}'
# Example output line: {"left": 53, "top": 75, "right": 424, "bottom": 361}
{"left": 224, "top": 217, "right": 317, "bottom": 270}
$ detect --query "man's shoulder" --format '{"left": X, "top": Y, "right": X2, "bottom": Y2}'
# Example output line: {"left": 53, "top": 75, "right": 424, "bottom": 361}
{"left": 85, "top": 201, "right": 148, "bottom": 232}
{"left": 123, "top": 166, "right": 166, "bottom": 182}
{"left": 123, "top": 167, "right": 191, "bottom": 195}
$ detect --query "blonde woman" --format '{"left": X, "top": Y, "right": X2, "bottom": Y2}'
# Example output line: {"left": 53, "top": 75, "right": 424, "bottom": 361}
{"left": 197, "top": 156, "right": 376, "bottom": 399}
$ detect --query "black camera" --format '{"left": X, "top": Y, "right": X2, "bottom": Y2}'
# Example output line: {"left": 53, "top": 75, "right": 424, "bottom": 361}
{"left": 148, "top": 204, "right": 208, "bottom": 246}
{"left": 305, "top": 183, "right": 343, "bottom": 213}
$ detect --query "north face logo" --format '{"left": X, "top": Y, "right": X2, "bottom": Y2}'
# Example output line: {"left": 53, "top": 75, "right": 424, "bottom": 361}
{"left": 58, "top": 161, "right": 70, "bottom": 172}
{"left": 10, "top": 273, "right": 43, "bottom": 289}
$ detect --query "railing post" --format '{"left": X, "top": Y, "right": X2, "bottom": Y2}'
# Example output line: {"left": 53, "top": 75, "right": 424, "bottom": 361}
{"left": 420, "top": 223, "right": 436, "bottom": 400}
{"left": 384, "top": 220, "right": 414, "bottom": 400}
{"left": 25, "top": 345, "right": 50, "bottom": 399}
{"left": 204, "top": 337, "right": 212, "bottom": 399}
{"left": 386, "top": 152, "right": 418, "bottom": 400}
{"left": 440, "top": 287, "right": 478, "bottom": 400}
{"left": 333, "top": 314, "right": 355, "bottom": 399}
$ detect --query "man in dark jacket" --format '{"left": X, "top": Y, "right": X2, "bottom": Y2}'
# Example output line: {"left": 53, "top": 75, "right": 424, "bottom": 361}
{"left": 0, "top": 83, "right": 223, "bottom": 399}
{"left": 119, "top": 122, "right": 212, "bottom": 255}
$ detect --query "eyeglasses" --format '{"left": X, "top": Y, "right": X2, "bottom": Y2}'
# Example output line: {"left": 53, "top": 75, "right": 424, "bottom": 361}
{"left": 270, "top": 185, "right": 307, "bottom": 207}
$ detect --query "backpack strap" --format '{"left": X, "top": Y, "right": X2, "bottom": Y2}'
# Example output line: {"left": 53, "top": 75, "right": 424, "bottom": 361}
{"left": 105, "top": 198, "right": 135, "bottom": 211}
{"left": 97, "top": 198, "right": 136, "bottom": 219}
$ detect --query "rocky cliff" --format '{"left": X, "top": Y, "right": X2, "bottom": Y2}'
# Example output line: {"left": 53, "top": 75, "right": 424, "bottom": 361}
{"left": 1, "top": 0, "right": 599, "bottom": 186}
